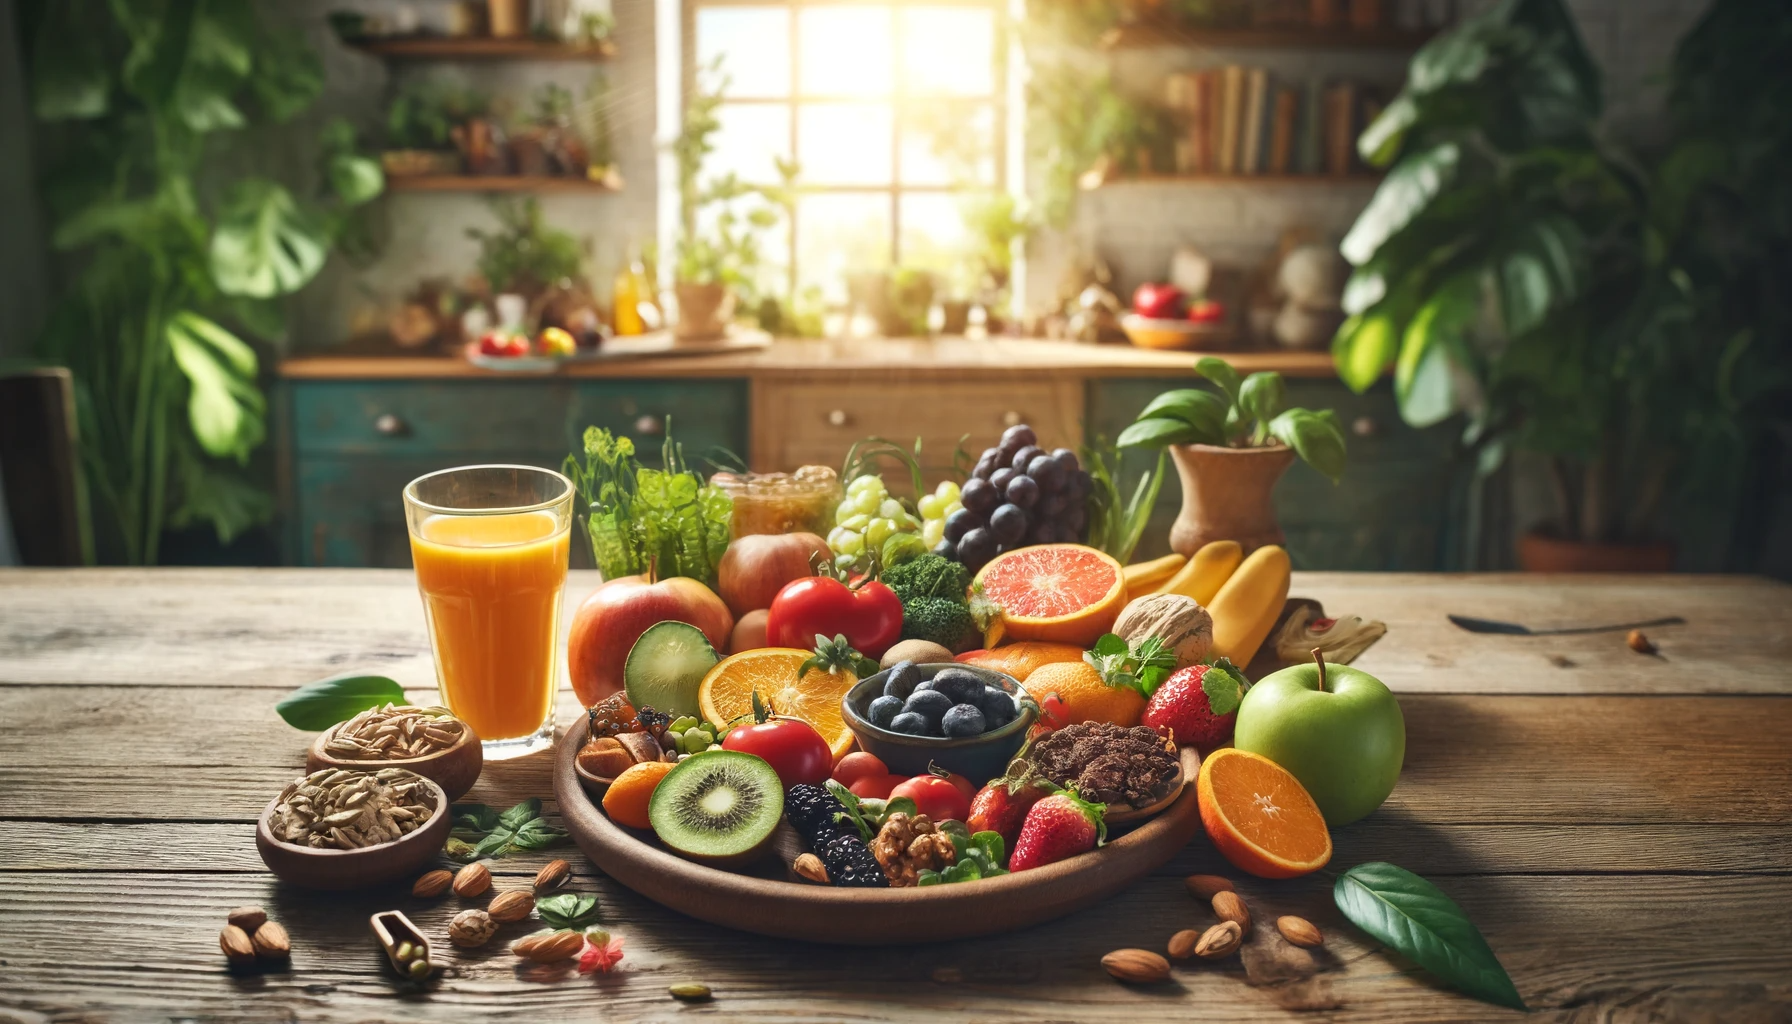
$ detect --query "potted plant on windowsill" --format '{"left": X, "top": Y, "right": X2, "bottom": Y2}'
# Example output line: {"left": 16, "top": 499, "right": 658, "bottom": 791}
{"left": 1118, "top": 358, "right": 1347, "bottom": 554}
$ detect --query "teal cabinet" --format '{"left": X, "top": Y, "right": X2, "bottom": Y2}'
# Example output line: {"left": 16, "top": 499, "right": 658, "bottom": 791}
{"left": 1087, "top": 378, "right": 1467, "bottom": 571}
{"left": 283, "top": 379, "right": 749, "bottom": 567}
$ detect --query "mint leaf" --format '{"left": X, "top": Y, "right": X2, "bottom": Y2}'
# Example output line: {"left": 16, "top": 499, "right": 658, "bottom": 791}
{"left": 537, "top": 893, "right": 602, "bottom": 930}
{"left": 824, "top": 779, "right": 873, "bottom": 841}
{"left": 499, "top": 798, "right": 542, "bottom": 831}
{"left": 1201, "top": 661, "right": 1248, "bottom": 715}
{"left": 1334, "top": 862, "right": 1525, "bottom": 1010}
{"left": 449, "top": 798, "right": 566, "bottom": 858}
{"left": 1090, "top": 633, "right": 1129, "bottom": 658}
{"left": 275, "top": 673, "right": 406, "bottom": 730}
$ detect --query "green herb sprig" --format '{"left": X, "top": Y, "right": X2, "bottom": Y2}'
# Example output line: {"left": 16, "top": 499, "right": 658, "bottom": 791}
{"left": 447, "top": 799, "right": 568, "bottom": 860}
{"left": 824, "top": 780, "right": 916, "bottom": 842}
{"left": 1085, "top": 633, "right": 1177, "bottom": 698}
{"left": 563, "top": 426, "right": 733, "bottom": 586}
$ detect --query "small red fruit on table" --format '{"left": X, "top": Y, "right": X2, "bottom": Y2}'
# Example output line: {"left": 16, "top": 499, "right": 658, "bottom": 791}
{"left": 1009, "top": 789, "right": 1107, "bottom": 871}
{"left": 889, "top": 774, "right": 971, "bottom": 824}
{"left": 1141, "top": 662, "right": 1247, "bottom": 748}
{"left": 967, "top": 765, "right": 1051, "bottom": 848}
{"left": 1131, "top": 283, "right": 1185, "bottom": 319}
{"left": 765, "top": 571, "right": 902, "bottom": 659}
{"left": 1186, "top": 298, "right": 1226, "bottom": 324}
{"left": 723, "top": 717, "right": 832, "bottom": 790}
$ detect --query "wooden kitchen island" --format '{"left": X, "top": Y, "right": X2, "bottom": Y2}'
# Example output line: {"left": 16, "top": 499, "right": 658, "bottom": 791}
{"left": 2, "top": 569, "right": 1788, "bottom": 1022}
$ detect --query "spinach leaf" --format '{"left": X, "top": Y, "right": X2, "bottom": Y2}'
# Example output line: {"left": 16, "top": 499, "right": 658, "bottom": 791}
{"left": 536, "top": 893, "right": 602, "bottom": 930}
{"left": 275, "top": 673, "right": 406, "bottom": 730}
{"left": 447, "top": 798, "right": 568, "bottom": 860}
{"left": 1334, "top": 862, "right": 1526, "bottom": 1010}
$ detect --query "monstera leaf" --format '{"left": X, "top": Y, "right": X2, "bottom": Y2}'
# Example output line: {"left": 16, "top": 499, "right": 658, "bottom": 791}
{"left": 166, "top": 312, "right": 264, "bottom": 462}
{"left": 209, "top": 180, "right": 328, "bottom": 298}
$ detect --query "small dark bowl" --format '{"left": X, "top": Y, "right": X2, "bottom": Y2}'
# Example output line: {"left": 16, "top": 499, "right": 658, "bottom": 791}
{"left": 841, "top": 663, "right": 1035, "bottom": 785}
{"left": 255, "top": 774, "right": 450, "bottom": 890}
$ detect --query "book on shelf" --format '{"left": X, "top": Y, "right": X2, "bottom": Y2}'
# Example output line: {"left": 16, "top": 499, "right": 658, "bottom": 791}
{"left": 1217, "top": 64, "right": 1244, "bottom": 175}
{"left": 1240, "top": 68, "right": 1268, "bottom": 176}
{"left": 1323, "top": 81, "right": 1358, "bottom": 176}
{"left": 1268, "top": 86, "right": 1298, "bottom": 175}
{"left": 1298, "top": 77, "right": 1324, "bottom": 175}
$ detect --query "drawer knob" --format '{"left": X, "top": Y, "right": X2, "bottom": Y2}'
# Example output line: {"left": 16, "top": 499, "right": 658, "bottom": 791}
{"left": 826, "top": 409, "right": 850, "bottom": 428}
{"left": 634, "top": 414, "right": 664, "bottom": 436}
{"left": 1001, "top": 410, "right": 1024, "bottom": 427}
{"left": 1351, "top": 416, "right": 1378, "bottom": 438}
{"left": 374, "top": 413, "right": 407, "bottom": 437}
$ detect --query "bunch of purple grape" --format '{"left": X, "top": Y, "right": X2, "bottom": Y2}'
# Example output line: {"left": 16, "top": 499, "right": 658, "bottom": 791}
{"left": 935, "top": 424, "right": 1092, "bottom": 572}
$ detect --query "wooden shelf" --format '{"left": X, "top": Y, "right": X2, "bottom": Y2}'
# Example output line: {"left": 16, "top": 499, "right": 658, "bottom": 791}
{"left": 385, "top": 175, "right": 621, "bottom": 194}
{"left": 346, "top": 36, "right": 615, "bottom": 61}
{"left": 1100, "top": 23, "right": 1432, "bottom": 51}
{"left": 1091, "top": 172, "right": 1382, "bottom": 187}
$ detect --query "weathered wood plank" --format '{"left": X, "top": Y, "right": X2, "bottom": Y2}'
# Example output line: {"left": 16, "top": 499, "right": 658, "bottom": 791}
{"left": 5, "top": 819, "right": 1789, "bottom": 876}
{"left": 0, "top": 872, "right": 1787, "bottom": 1023}
{"left": 3, "top": 689, "right": 1788, "bottom": 826}
{"left": 3, "top": 570, "right": 1789, "bottom": 694}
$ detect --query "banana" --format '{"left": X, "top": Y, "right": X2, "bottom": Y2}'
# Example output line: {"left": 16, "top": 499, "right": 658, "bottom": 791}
{"left": 1152, "top": 540, "right": 1243, "bottom": 605}
{"left": 1122, "top": 553, "right": 1186, "bottom": 597}
{"left": 1206, "top": 544, "right": 1291, "bottom": 667}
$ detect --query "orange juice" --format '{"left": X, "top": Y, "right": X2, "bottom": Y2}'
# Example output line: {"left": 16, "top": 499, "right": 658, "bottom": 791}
{"left": 410, "top": 510, "right": 569, "bottom": 744}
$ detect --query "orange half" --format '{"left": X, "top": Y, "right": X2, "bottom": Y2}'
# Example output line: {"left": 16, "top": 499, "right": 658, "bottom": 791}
{"left": 1196, "top": 748, "right": 1332, "bottom": 879}
{"left": 697, "top": 648, "right": 856, "bottom": 759}
{"left": 973, "top": 544, "right": 1126, "bottom": 647}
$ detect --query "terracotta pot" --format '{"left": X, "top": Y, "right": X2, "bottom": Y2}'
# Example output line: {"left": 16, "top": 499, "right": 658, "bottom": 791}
{"left": 674, "top": 281, "right": 735, "bottom": 342}
{"left": 1516, "top": 531, "right": 1676, "bottom": 572}
{"left": 1167, "top": 443, "right": 1296, "bottom": 557}
{"left": 487, "top": 0, "right": 530, "bottom": 37}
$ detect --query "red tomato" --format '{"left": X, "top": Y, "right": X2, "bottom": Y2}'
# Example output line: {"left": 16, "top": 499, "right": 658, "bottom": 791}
{"left": 831, "top": 752, "right": 889, "bottom": 789}
{"left": 848, "top": 773, "right": 903, "bottom": 800}
{"left": 1131, "top": 282, "right": 1185, "bottom": 319}
{"left": 721, "top": 718, "right": 831, "bottom": 790}
{"left": 942, "top": 772, "right": 975, "bottom": 802}
{"left": 1186, "top": 298, "right": 1226, "bottom": 324}
{"left": 890, "top": 774, "right": 972, "bottom": 824}
{"left": 765, "top": 576, "right": 903, "bottom": 659}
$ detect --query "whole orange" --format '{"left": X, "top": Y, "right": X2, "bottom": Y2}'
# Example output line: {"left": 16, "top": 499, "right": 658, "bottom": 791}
{"left": 602, "top": 759, "right": 676, "bottom": 830}
{"left": 955, "top": 641, "right": 1087, "bottom": 682}
{"left": 1022, "top": 660, "right": 1145, "bottom": 728}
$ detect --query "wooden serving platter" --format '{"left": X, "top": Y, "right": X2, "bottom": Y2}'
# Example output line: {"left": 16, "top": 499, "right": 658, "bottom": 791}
{"left": 553, "top": 717, "right": 1206, "bottom": 944}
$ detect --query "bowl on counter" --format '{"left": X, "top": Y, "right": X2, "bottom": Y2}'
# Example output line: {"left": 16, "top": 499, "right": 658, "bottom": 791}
{"left": 841, "top": 664, "right": 1035, "bottom": 785}
{"left": 255, "top": 774, "right": 451, "bottom": 890}
{"left": 1121, "top": 313, "right": 1231, "bottom": 351}
{"left": 306, "top": 721, "right": 484, "bottom": 802}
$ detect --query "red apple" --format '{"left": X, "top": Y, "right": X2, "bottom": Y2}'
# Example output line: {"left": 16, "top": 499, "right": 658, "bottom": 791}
{"left": 567, "top": 575, "right": 734, "bottom": 706}
{"left": 1132, "top": 282, "right": 1185, "bottom": 319}
{"left": 1187, "top": 298, "right": 1226, "bottom": 324}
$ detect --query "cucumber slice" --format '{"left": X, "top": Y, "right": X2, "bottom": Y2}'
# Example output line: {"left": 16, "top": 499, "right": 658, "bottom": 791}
{"left": 623, "top": 621, "right": 720, "bottom": 720}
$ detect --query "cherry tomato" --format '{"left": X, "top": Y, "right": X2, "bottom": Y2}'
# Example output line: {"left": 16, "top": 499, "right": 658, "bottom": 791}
{"left": 831, "top": 752, "right": 889, "bottom": 789}
{"left": 890, "top": 774, "right": 971, "bottom": 823}
{"left": 721, "top": 718, "right": 831, "bottom": 790}
{"left": 942, "top": 771, "right": 976, "bottom": 803}
{"left": 848, "top": 773, "right": 903, "bottom": 800}
{"left": 765, "top": 576, "right": 903, "bottom": 659}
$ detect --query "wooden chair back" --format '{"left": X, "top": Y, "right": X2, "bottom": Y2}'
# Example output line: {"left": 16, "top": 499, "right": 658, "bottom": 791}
{"left": 0, "top": 367, "right": 91, "bottom": 565}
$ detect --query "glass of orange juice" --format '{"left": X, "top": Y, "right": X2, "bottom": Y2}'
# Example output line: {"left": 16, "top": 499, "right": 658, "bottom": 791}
{"left": 403, "top": 465, "right": 573, "bottom": 760}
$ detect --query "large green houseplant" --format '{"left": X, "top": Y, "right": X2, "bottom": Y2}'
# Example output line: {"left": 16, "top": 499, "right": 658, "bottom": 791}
{"left": 22, "top": 0, "right": 382, "bottom": 564}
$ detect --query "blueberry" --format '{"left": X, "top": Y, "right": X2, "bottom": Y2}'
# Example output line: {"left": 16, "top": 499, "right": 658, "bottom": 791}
{"left": 1027, "top": 454, "right": 1065, "bottom": 493}
{"left": 941, "top": 704, "right": 987, "bottom": 737}
{"left": 913, "top": 678, "right": 936, "bottom": 692}
{"left": 1001, "top": 424, "right": 1037, "bottom": 449}
{"left": 956, "top": 527, "right": 997, "bottom": 569}
{"left": 1011, "top": 445, "right": 1044, "bottom": 472}
{"left": 960, "top": 477, "right": 999, "bottom": 516}
{"left": 944, "top": 507, "right": 981, "bottom": 543}
{"left": 1005, "top": 474, "right": 1040, "bottom": 509}
{"left": 889, "top": 712, "right": 930, "bottom": 736}
{"left": 903, "top": 689, "right": 954, "bottom": 724}
{"left": 989, "top": 467, "right": 1016, "bottom": 492}
{"left": 932, "top": 668, "right": 985, "bottom": 706}
{"left": 981, "top": 692, "right": 1017, "bottom": 728}
{"left": 989, "top": 503, "right": 1027, "bottom": 543}
{"left": 868, "top": 695, "right": 903, "bottom": 728}
{"left": 884, "top": 661, "right": 922, "bottom": 700}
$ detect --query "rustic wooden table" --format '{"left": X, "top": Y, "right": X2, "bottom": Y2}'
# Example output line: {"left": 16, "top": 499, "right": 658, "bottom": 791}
{"left": 2, "top": 569, "right": 1789, "bottom": 1022}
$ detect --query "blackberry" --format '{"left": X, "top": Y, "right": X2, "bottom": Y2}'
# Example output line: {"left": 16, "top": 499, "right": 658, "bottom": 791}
{"left": 785, "top": 783, "right": 851, "bottom": 848}
{"left": 820, "top": 832, "right": 889, "bottom": 888}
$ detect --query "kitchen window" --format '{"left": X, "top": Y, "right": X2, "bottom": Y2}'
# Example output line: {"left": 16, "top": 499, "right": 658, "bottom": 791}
{"left": 685, "top": 0, "right": 1008, "bottom": 293}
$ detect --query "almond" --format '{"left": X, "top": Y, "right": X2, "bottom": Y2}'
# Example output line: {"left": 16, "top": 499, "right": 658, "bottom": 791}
{"left": 226, "top": 906, "right": 267, "bottom": 933}
{"left": 1184, "top": 874, "right": 1235, "bottom": 900}
{"left": 534, "top": 859, "right": 571, "bottom": 893}
{"left": 452, "top": 861, "right": 491, "bottom": 898}
{"left": 1276, "top": 915, "right": 1323, "bottom": 948}
{"left": 220, "top": 924, "right": 256, "bottom": 964}
{"left": 250, "top": 920, "right": 290, "bottom": 961}
{"left": 488, "top": 890, "right": 536, "bottom": 923}
{"left": 1211, "top": 890, "right": 1252, "bottom": 932}
{"left": 1101, "top": 948, "right": 1171, "bottom": 983}
{"left": 412, "top": 869, "right": 454, "bottom": 898}
{"left": 793, "top": 853, "right": 829, "bottom": 884}
{"left": 1166, "top": 928, "right": 1203, "bottom": 960}
{"left": 1194, "top": 920, "right": 1242, "bottom": 959}
{"left": 511, "top": 929, "right": 585, "bottom": 963}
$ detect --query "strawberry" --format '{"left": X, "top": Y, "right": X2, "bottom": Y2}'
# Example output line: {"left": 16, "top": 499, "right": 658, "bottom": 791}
{"left": 967, "top": 760, "right": 1050, "bottom": 848}
{"left": 1142, "top": 660, "right": 1248, "bottom": 749}
{"left": 1009, "top": 788, "right": 1107, "bottom": 871}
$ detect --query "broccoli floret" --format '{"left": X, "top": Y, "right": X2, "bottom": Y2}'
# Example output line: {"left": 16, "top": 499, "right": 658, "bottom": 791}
{"left": 881, "top": 553, "right": 970, "bottom": 605}
{"left": 901, "top": 596, "right": 979, "bottom": 651}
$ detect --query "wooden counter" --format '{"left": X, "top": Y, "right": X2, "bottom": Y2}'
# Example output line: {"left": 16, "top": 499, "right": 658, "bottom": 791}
{"left": 3, "top": 568, "right": 1789, "bottom": 1021}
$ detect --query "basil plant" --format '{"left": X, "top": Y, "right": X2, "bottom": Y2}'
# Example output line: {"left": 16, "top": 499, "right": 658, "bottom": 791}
{"left": 1117, "top": 358, "right": 1347, "bottom": 483}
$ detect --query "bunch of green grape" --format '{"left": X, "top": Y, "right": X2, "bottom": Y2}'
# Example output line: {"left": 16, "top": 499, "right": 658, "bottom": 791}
{"left": 827, "top": 474, "right": 924, "bottom": 559}
{"left": 916, "top": 480, "right": 964, "bottom": 550}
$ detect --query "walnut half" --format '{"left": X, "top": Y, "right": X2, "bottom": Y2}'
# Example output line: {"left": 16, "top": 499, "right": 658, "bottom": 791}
{"left": 869, "top": 812, "right": 957, "bottom": 887}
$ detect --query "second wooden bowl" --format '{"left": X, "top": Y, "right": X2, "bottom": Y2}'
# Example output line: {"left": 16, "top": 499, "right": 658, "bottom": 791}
{"left": 306, "top": 723, "right": 483, "bottom": 802}
{"left": 256, "top": 775, "right": 451, "bottom": 890}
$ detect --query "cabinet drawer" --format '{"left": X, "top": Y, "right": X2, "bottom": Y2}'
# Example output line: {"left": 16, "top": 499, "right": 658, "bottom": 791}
{"left": 290, "top": 380, "right": 748, "bottom": 460}
{"left": 753, "top": 379, "right": 1084, "bottom": 483}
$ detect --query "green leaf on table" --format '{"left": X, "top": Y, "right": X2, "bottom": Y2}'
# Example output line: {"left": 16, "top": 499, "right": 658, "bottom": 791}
{"left": 537, "top": 893, "right": 602, "bottom": 930}
{"left": 1334, "top": 862, "right": 1526, "bottom": 1010}
{"left": 274, "top": 673, "right": 406, "bottom": 730}
{"left": 450, "top": 798, "right": 568, "bottom": 859}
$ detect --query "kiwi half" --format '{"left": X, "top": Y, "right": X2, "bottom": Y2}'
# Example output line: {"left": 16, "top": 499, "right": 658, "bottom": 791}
{"left": 624, "top": 620, "right": 719, "bottom": 720}
{"left": 647, "top": 750, "right": 784, "bottom": 866}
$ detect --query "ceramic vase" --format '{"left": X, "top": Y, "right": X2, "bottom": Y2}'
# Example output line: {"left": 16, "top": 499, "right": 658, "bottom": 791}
{"left": 1167, "top": 443, "right": 1296, "bottom": 556}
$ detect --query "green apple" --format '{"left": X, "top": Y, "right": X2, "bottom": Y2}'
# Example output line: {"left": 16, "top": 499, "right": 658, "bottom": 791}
{"left": 1233, "top": 657, "right": 1404, "bottom": 826}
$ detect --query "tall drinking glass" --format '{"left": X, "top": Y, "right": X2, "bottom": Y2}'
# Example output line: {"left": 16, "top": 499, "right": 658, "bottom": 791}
{"left": 403, "top": 465, "right": 573, "bottom": 760}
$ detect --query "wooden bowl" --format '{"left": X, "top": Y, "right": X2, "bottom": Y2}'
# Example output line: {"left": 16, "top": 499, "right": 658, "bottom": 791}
{"left": 255, "top": 775, "right": 451, "bottom": 890}
{"left": 841, "top": 664, "right": 1036, "bottom": 785}
{"left": 1121, "top": 313, "right": 1231, "bottom": 351}
{"left": 553, "top": 716, "right": 1206, "bottom": 944}
{"left": 1101, "top": 746, "right": 1199, "bottom": 825}
{"left": 306, "top": 723, "right": 483, "bottom": 802}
